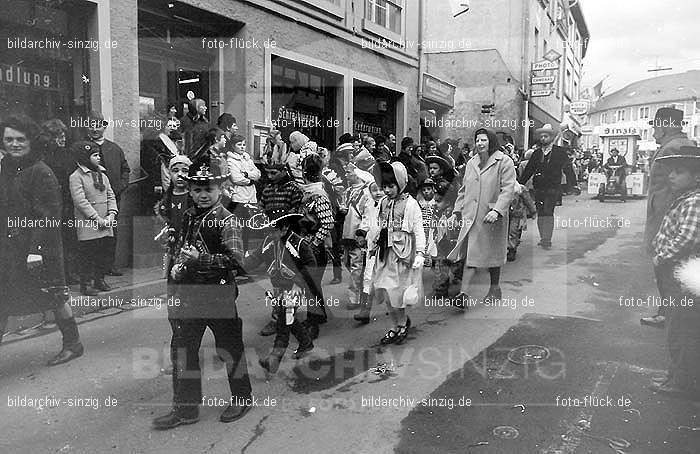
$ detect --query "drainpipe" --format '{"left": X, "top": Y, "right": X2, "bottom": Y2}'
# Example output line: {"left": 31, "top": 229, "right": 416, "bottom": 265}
{"left": 417, "top": 0, "right": 425, "bottom": 118}
{"left": 521, "top": 0, "right": 530, "bottom": 150}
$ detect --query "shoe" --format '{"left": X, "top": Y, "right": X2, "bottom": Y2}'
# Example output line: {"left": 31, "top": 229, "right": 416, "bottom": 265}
{"left": 395, "top": 325, "right": 408, "bottom": 344}
{"left": 92, "top": 279, "right": 111, "bottom": 292}
{"left": 220, "top": 403, "right": 251, "bottom": 423}
{"left": 106, "top": 268, "right": 123, "bottom": 276}
{"left": 302, "top": 320, "right": 319, "bottom": 340}
{"left": 259, "top": 349, "right": 285, "bottom": 373}
{"left": 452, "top": 292, "right": 470, "bottom": 310}
{"left": 406, "top": 316, "right": 412, "bottom": 329}
{"left": 640, "top": 315, "right": 665, "bottom": 328}
{"left": 47, "top": 344, "right": 84, "bottom": 366}
{"left": 80, "top": 284, "right": 98, "bottom": 297}
{"left": 292, "top": 341, "right": 314, "bottom": 359}
{"left": 153, "top": 410, "right": 199, "bottom": 430}
{"left": 507, "top": 249, "right": 517, "bottom": 262}
{"left": 538, "top": 241, "right": 552, "bottom": 249}
{"left": 259, "top": 319, "right": 277, "bottom": 336}
{"left": 380, "top": 329, "right": 399, "bottom": 345}
{"left": 354, "top": 313, "right": 370, "bottom": 324}
{"left": 329, "top": 277, "right": 342, "bottom": 285}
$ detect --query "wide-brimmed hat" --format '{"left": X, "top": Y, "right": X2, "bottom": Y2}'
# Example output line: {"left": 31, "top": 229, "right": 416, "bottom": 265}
{"left": 649, "top": 107, "right": 687, "bottom": 128}
{"left": 535, "top": 123, "right": 558, "bottom": 135}
{"left": 655, "top": 145, "right": 700, "bottom": 164}
{"left": 425, "top": 154, "right": 457, "bottom": 179}
{"left": 184, "top": 152, "right": 230, "bottom": 183}
{"left": 251, "top": 209, "right": 304, "bottom": 230}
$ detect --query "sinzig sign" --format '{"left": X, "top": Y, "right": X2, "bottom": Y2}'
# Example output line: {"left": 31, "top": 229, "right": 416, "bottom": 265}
{"left": 599, "top": 126, "right": 640, "bottom": 137}
{"left": 569, "top": 101, "right": 589, "bottom": 115}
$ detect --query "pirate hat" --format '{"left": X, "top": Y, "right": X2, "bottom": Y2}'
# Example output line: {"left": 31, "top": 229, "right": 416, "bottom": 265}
{"left": 649, "top": 107, "right": 687, "bottom": 128}
{"left": 184, "top": 151, "right": 230, "bottom": 183}
{"left": 251, "top": 209, "right": 304, "bottom": 230}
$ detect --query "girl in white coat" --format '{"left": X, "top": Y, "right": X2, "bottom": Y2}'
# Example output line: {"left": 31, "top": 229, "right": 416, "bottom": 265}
{"left": 369, "top": 161, "right": 425, "bottom": 344}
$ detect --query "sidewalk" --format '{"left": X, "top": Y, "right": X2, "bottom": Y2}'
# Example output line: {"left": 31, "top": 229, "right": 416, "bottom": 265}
{"left": 2, "top": 266, "right": 165, "bottom": 345}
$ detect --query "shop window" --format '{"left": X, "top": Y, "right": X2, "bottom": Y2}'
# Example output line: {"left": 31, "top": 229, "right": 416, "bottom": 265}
{"left": 364, "top": 0, "right": 403, "bottom": 43}
{"left": 270, "top": 55, "right": 342, "bottom": 150}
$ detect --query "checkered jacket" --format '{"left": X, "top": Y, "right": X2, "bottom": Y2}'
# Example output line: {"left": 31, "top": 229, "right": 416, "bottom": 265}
{"left": 653, "top": 188, "right": 700, "bottom": 266}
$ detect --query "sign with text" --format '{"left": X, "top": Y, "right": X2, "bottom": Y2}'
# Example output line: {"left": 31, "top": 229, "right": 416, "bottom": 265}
{"left": 532, "top": 60, "right": 559, "bottom": 71}
{"left": 531, "top": 89, "right": 552, "bottom": 97}
{"left": 532, "top": 76, "right": 556, "bottom": 84}
{"left": 600, "top": 126, "right": 640, "bottom": 137}
{"left": 0, "top": 64, "right": 56, "bottom": 90}
{"left": 569, "top": 101, "right": 590, "bottom": 115}
{"left": 422, "top": 73, "right": 456, "bottom": 107}
{"left": 543, "top": 49, "right": 562, "bottom": 62}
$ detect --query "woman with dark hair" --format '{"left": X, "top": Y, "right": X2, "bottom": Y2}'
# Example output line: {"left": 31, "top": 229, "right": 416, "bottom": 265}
{"left": 448, "top": 128, "right": 516, "bottom": 307}
{"left": 0, "top": 115, "right": 84, "bottom": 365}
{"left": 167, "top": 102, "right": 181, "bottom": 120}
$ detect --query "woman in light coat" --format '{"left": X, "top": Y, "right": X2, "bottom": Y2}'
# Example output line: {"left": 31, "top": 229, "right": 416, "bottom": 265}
{"left": 69, "top": 141, "right": 118, "bottom": 295}
{"left": 448, "top": 128, "right": 516, "bottom": 306}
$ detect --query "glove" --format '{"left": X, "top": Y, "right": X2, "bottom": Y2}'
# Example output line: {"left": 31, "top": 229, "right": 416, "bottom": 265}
{"left": 412, "top": 254, "right": 425, "bottom": 269}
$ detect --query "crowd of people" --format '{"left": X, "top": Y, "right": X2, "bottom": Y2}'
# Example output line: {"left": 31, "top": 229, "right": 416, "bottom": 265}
{"left": 1, "top": 102, "right": 698, "bottom": 430}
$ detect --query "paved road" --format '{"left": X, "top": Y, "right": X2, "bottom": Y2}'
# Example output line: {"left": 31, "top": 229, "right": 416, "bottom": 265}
{"left": 1, "top": 195, "right": 697, "bottom": 453}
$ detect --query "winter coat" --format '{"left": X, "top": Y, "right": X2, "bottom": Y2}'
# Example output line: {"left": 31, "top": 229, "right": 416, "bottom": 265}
{"left": 226, "top": 150, "right": 261, "bottom": 203}
{"left": 644, "top": 131, "right": 695, "bottom": 252}
{"left": 69, "top": 164, "right": 118, "bottom": 241}
{"left": 448, "top": 150, "right": 516, "bottom": 267}
{"left": 0, "top": 152, "right": 66, "bottom": 317}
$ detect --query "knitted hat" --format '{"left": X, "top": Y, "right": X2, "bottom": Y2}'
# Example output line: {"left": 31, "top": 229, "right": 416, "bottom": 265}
{"left": 169, "top": 155, "right": 192, "bottom": 169}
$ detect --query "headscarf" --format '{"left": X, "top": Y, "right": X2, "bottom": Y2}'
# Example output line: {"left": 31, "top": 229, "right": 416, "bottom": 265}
{"left": 474, "top": 128, "right": 500, "bottom": 155}
{"left": 373, "top": 161, "right": 408, "bottom": 194}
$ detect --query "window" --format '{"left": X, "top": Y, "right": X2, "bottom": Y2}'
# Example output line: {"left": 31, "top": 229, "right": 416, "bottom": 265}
{"left": 573, "top": 80, "right": 578, "bottom": 98}
{"left": 294, "top": 0, "right": 345, "bottom": 18}
{"left": 694, "top": 125, "right": 699, "bottom": 138}
{"left": 615, "top": 109, "right": 626, "bottom": 122}
{"left": 534, "top": 28, "right": 540, "bottom": 61}
{"left": 639, "top": 106, "right": 650, "bottom": 119}
{"left": 365, "top": 0, "right": 402, "bottom": 34}
{"left": 602, "top": 112, "right": 608, "bottom": 124}
{"left": 565, "top": 69, "right": 571, "bottom": 97}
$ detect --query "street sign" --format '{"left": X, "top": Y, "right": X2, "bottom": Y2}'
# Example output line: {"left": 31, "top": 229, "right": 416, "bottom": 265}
{"left": 532, "top": 76, "right": 556, "bottom": 84}
{"left": 532, "top": 60, "right": 559, "bottom": 71}
{"left": 570, "top": 100, "right": 590, "bottom": 115}
{"left": 531, "top": 89, "right": 552, "bottom": 97}
{"left": 543, "top": 49, "right": 562, "bottom": 62}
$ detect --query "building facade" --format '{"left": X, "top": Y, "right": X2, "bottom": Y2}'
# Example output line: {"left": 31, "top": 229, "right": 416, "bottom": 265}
{"left": 585, "top": 70, "right": 700, "bottom": 165}
{"left": 421, "top": 0, "right": 589, "bottom": 149}
{"left": 1, "top": 0, "right": 422, "bottom": 267}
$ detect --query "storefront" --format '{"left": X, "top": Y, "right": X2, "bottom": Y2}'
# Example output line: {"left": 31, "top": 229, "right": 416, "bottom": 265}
{"left": 0, "top": 0, "right": 94, "bottom": 126}
{"left": 353, "top": 80, "right": 400, "bottom": 138}
{"left": 270, "top": 55, "right": 342, "bottom": 150}
{"left": 419, "top": 73, "right": 455, "bottom": 142}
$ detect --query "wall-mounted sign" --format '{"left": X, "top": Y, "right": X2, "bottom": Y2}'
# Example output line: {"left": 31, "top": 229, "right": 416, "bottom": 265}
{"left": 600, "top": 126, "right": 640, "bottom": 137}
{"left": 569, "top": 101, "right": 590, "bottom": 115}
{"left": 0, "top": 64, "right": 56, "bottom": 90}
{"left": 532, "top": 60, "right": 559, "bottom": 71}
{"left": 532, "top": 76, "right": 556, "bottom": 85}
{"left": 422, "top": 73, "right": 456, "bottom": 108}
{"left": 543, "top": 49, "right": 562, "bottom": 62}
{"left": 531, "top": 89, "right": 552, "bottom": 97}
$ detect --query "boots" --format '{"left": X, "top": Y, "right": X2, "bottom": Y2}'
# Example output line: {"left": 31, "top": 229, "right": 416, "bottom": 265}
{"left": 483, "top": 286, "right": 502, "bottom": 304}
{"left": 93, "top": 277, "right": 111, "bottom": 292}
{"left": 48, "top": 317, "right": 84, "bottom": 366}
{"left": 259, "top": 347, "right": 286, "bottom": 373}
{"left": 290, "top": 321, "right": 314, "bottom": 359}
{"left": 80, "top": 280, "right": 98, "bottom": 296}
{"left": 354, "top": 292, "right": 371, "bottom": 324}
{"left": 506, "top": 248, "right": 517, "bottom": 262}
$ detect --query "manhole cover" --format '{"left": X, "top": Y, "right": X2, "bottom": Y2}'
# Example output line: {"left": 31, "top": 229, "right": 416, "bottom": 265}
{"left": 507, "top": 345, "right": 550, "bottom": 365}
{"left": 493, "top": 426, "right": 519, "bottom": 439}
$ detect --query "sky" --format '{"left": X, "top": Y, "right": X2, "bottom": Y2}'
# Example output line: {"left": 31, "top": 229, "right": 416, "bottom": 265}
{"left": 579, "top": 0, "right": 700, "bottom": 95}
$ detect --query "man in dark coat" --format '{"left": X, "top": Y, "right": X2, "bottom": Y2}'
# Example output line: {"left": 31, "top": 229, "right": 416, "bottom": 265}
{"left": 396, "top": 137, "right": 428, "bottom": 197}
{"left": 642, "top": 107, "right": 695, "bottom": 327}
{"left": 180, "top": 98, "right": 210, "bottom": 157}
{"left": 0, "top": 115, "right": 83, "bottom": 365}
{"left": 153, "top": 151, "right": 252, "bottom": 430}
{"left": 518, "top": 124, "right": 578, "bottom": 249}
{"left": 86, "top": 111, "right": 130, "bottom": 275}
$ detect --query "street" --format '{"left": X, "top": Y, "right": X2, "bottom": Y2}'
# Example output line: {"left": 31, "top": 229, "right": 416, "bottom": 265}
{"left": 1, "top": 195, "right": 698, "bottom": 454}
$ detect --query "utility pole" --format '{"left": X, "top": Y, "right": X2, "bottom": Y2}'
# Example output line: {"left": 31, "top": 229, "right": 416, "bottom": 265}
{"left": 648, "top": 58, "right": 672, "bottom": 76}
